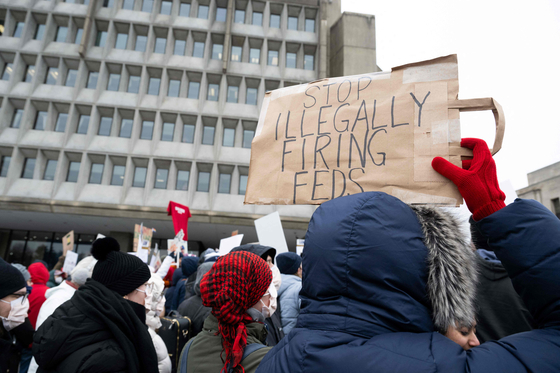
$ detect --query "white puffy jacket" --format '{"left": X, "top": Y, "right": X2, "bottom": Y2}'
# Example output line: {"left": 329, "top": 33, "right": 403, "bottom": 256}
{"left": 149, "top": 327, "right": 172, "bottom": 373}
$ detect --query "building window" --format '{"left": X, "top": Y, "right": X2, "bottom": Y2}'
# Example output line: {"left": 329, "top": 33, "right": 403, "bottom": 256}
{"left": 55, "top": 26, "right": 68, "bottom": 42}
{"left": 89, "top": 163, "right": 104, "bottom": 184}
{"left": 234, "top": 10, "right": 245, "bottom": 24}
{"left": 227, "top": 85, "right": 238, "bottom": 103}
{"left": 1, "top": 63, "right": 13, "bottom": 81}
{"left": 268, "top": 50, "right": 278, "bottom": 66}
{"left": 128, "top": 75, "right": 141, "bottom": 93}
{"left": 11, "top": 109, "right": 24, "bottom": 128}
{"left": 98, "top": 117, "right": 113, "bottom": 136}
{"left": 198, "top": 5, "right": 209, "bottom": 19}
{"left": 179, "top": 3, "right": 190, "bottom": 17}
{"left": 77, "top": 115, "right": 90, "bottom": 134}
{"left": 87, "top": 71, "right": 99, "bottom": 89}
{"left": 288, "top": 16, "right": 298, "bottom": 30}
{"left": 250, "top": 48, "right": 260, "bottom": 64}
{"left": 239, "top": 174, "right": 248, "bottom": 195}
{"left": 182, "top": 124, "right": 194, "bottom": 143}
{"left": 242, "top": 129, "right": 254, "bottom": 148}
{"left": 252, "top": 12, "right": 263, "bottom": 26}
{"left": 67, "top": 161, "right": 80, "bottom": 182}
{"left": 154, "top": 168, "right": 168, "bottom": 189}
{"left": 305, "top": 18, "right": 315, "bottom": 32}
{"left": 231, "top": 46, "right": 242, "bottom": 62}
{"left": 207, "top": 83, "right": 219, "bottom": 101}
{"left": 197, "top": 171, "right": 210, "bottom": 192}
{"left": 43, "top": 160, "right": 57, "bottom": 180}
{"left": 0, "top": 156, "right": 11, "bottom": 177}
{"left": 133, "top": 166, "right": 147, "bottom": 187}
{"left": 24, "top": 65, "right": 35, "bottom": 83}
{"left": 34, "top": 111, "right": 47, "bottom": 130}
{"left": 552, "top": 198, "right": 560, "bottom": 219}
{"left": 119, "top": 118, "right": 133, "bottom": 138}
{"left": 286, "top": 52, "right": 296, "bottom": 68}
{"left": 154, "top": 37, "right": 167, "bottom": 54}
{"left": 223, "top": 128, "right": 235, "bottom": 147}
{"left": 246, "top": 87, "right": 257, "bottom": 105}
{"left": 148, "top": 77, "right": 161, "bottom": 95}
{"left": 65, "top": 69, "right": 77, "bottom": 87}
{"left": 45, "top": 67, "right": 58, "bottom": 85}
{"left": 115, "top": 33, "right": 128, "bottom": 49}
{"left": 75, "top": 28, "right": 83, "bottom": 44}
{"left": 216, "top": 7, "right": 227, "bottom": 22}
{"left": 174, "top": 39, "right": 186, "bottom": 55}
{"left": 103, "top": 0, "right": 114, "bottom": 6}
{"left": 270, "top": 14, "right": 280, "bottom": 28}
{"left": 95, "top": 30, "right": 107, "bottom": 47}
{"left": 160, "top": 1, "right": 172, "bottom": 15}
{"left": 218, "top": 173, "right": 231, "bottom": 193}
{"left": 168, "top": 79, "right": 180, "bottom": 97}
{"left": 21, "top": 158, "right": 36, "bottom": 179}
{"left": 13, "top": 22, "right": 24, "bottom": 38}
{"left": 161, "top": 122, "right": 174, "bottom": 141}
{"left": 142, "top": 0, "right": 154, "bottom": 12}
{"left": 176, "top": 170, "right": 189, "bottom": 190}
{"left": 34, "top": 24, "right": 46, "bottom": 40}
{"left": 107, "top": 73, "right": 121, "bottom": 91}
{"left": 55, "top": 113, "right": 68, "bottom": 132}
{"left": 193, "top": 42, "right": 205, "bottom": 58}
{"left": 135, "top": 35, "right": 147, "bottom": 52}
{"left": 140, "top": 120, "right": 154, "bottom": 140}
{"left": 212, "top": 43, "right": 223, "bottom": 60}
{"left": 111, "top": 165, "right": 125, "bottom": 186}
{"left": 123, "top": 0, "right": 135, "bottom": 10}
{"left": 187, "top": 81, "right": 200, "bottom": 99}
{"left": 201, "top": 126, "right": 214, "bottom": 145}
{"left": 304, "top": 54, "right": 314, "bottom": 71}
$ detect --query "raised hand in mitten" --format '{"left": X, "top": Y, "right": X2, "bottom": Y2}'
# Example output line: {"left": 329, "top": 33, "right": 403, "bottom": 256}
{"left": 432, "top": 138, "right": 505, "bottom": 220}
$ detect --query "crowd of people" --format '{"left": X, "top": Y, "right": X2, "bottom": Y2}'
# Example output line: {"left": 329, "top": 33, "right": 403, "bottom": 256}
{"left": 1, "top": 138, "right": 559, "bottom": 373}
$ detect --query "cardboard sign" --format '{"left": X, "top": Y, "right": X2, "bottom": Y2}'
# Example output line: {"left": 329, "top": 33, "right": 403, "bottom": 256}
{"left": 133, "top": 224, "right": 153, "bottom": 252}
{"left": 218, "top": 234, "right": 244, "bottom": 256}
{"left": 245, "top": 54, "right": 505, "bottom": 206}
{"left": 254, "top": 212, "right": 289, "bottom": 254}
{"left": 63, "top": 251, "right": 79, "bottom": 275}
{"left": 63, "top": 231, "right": 74, "bottom": 255}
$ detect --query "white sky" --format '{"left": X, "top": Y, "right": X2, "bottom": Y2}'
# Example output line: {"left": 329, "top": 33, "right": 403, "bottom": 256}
{"left": 341, "top": 0, "right": 560, "bottom": 190}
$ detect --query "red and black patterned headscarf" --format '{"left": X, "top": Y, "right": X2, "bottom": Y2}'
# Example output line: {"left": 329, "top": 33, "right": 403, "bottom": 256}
{"left": 200, "top": 251, "right": 272, "bottom": 373}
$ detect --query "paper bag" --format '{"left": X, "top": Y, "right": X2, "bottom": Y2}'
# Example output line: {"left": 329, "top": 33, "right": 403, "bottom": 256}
{"left": 244, "top": 55, "right": 505, "bottom": 205}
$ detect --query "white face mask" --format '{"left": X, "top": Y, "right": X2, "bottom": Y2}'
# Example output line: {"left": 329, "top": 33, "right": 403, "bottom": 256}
{"left": 260, "top": 299, "right": 271, "bottom": 319}
{"left": 0, "top": 297, "right": 29, "bottom": 331}
{"left": 55, "top": 276, "right": 63, "bottom": 284}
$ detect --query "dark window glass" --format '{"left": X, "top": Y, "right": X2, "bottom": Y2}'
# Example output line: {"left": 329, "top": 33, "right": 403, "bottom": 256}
{"left": 111, "top": 165, "right": 125, "bottom": 185}
{"left": 103, "top": 0, "right": 114, "bottom": 6}
{"left": 98, "top": 117, "right": 112, "bottom": 136}
{"left": 182, "top": 124, "right": 194, "bottom": 143}
{"left": 22, "top": 158, "right": 36, "bottom": 179}
{"left": 288, "top": 16, "right": 298, "bottom": 30}
{"left": 34, "top": 111, "right": 47, "bottom": 130}
{"left": 43, "top": 159, "right": 57, "bottom": 180}
{"left": 1, "top": 63, "right": 13, "bottom": 81}
{"left": 128, "top": 75, "right": 140, "bottom": 93}
{"left": 227, "top": 85, "right": 238, "bottom": 103}
{"left": 246, "top": 87, "right": 257, "bottom": 105}
{"left": 193, "top": 42, "right": 205, "bottom": 58}
{"left": 252, "top": 12, "right": 263, "bottom": 26}
{"left": 115, "top": 33, "right": 128, "bottom": 49}
{"left": 160, "top": 1, "right": 172, "bottom": 15}
{"left": 250, "top": 48, "right": 260, "bottom": 64}
{"left": 148, "top": 77, "right": 160, "bottom": 95}
{"left": 24, "top": 65, "right": 36, "bottom": 82}
{"left": 176, "top": 170, "right": 189, "bottom": 190}
{"left": 231, "top": 46, "right": 242, "bottom": 62}
{"left": 142, "top": 0, "right": 153, "bottom": 12}
{"left": 212, "top": 44, "right": 223, "bottom": 60}
{"left": 135, "top": 35, "right": 147, "bottom": 51}
{"left": 89, "top": 163, "right": 103, "bottom": 184}
{"left": 45, "top": 67, "right": 58, "bottom": 85}
{"left": 198, "top": 5, "right": 209, "bottom": 19}
{"left": 234, "top": 10, "right": 245, "bottom": 23}
{"left": 187, "top": 81, "right": 200, "bottom": 99}
{"left": 270, "top": 14, "right": 280, "bottom": 28}
{"left": 123, "top": 0, "right": 135, "bottom": 10}
{"left": 223, "top": 128, "right": 235, "bottom": 147}
{"left": 242, "top": 129, "right": 254, "bottom": 148}
{"left": 216, "top": 8, "right": 227, "bottom": 22}
{"left": 65, "top": 69, "right": 77, "bottom": 87}
{"left": 286, "top": 52, "right": 296, "bottom": 68}
{"left": 95, "top": 30, "right": 107, "bottom": 47}
{"left": 74, "top": 28, "right": 83, "bottom": 44}
{"left": 67, "top": 161, "right": 80, "bottom": 182}
{"left": 161, "top": 122, "right": 174, "bottom": 141}
{"left": 179, "top": 3, "right": 190, "bottom": 17}
{"left": 133, "top": 166, "right": 147, "bottom": 187}
{"left": 268, "top": 50, "right": 278, "bottom": 66}
{"left": 304, "top": 54, "right": 314, "bottom": 71}
{"left": 140, "top": 120, "right": 154, "bottom": 140}
{"left": 77, "top": 115, "right": 90, "bottom": 134}
{"left": 119, "top": 118, "right": 133, "bottom": 138}
{"left": 207, "top": 84, "right": 219, "bottom": 101}
{"left": 168, "top": 79, "right": 180, "bottom": 97}
{"left": 197, "top": 171, "right": 210, "bottom": 192}
{"left": 55, "top": 113, "right": 68, "bottom": 132}
{"left": 154, "top": 37, "right": 167, "bottom": 54}
{"left": 87, "top": 71, "right": 99, "bottom": 89}
{"left": 13, "top": 22, "right": 24, "bottom": 38}
{"left": 174, "top": 39, "right": 186, "bottom": 55}
{"left": 107, "top": 73, "right": 120, "bottom": 91}
{"left": 154, "top": 168, "right": 168, "bottom": 189}
{"left": 239, "top": 174, "right": 248, "bottom": 195}
{"left": 35, "top": 24, "right": 46, "bottom": 40}
{"left": 0, "top": 156, "right": 11, "bottom": 177}
{"left": 11, "top": 109, "right": 24, "bottom": 128}
{"left": 202, "top": 126, "right": 214, "bottom": 144}
{"left": 305, "top": 18, "right": 315, "bottom": 32}
{"left": 55, "top": 26, "right": 68, "bottom": 42}
{"left": 218, "top": 173, "right": 230, "bottom": 193}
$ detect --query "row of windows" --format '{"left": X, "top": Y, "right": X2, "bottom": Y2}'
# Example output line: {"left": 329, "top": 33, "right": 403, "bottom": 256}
{"left": 0, "top": 154, "right": 249, "bottom": 194}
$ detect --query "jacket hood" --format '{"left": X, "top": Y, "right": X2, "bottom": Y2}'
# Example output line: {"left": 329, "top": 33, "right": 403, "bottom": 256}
{"left": 299, "top": 192, "right": 477, "bottom": 338}
{"left": 29, "top": 262, "right": 50, "bottom": 285}
{"left": 171, "top": 268, "right": 183, "bottom": 286}
{"left": 476, "top": 253, "right": 508, "bottom": 281}
{"left": 232, "top": 244, "right": 276, "bottom": 264}
{"left": 278, "top": 274, "right": 301, "bottom": 298}
{"left": 44, "top": 280, "right": 75, "bottom": 299}
{"left": 181, "top": 256, "right": 199, "bottom": 279}
{"left": 194, "top": 262, "right": 214, "bottom": 296}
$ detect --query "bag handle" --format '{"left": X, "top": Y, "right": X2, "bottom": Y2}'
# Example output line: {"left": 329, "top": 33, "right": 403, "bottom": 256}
{"left": 448, "top": 98, "right": 505, "bottom": 155}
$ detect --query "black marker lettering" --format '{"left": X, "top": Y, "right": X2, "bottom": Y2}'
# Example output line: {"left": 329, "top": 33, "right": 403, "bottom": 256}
{"left": 348, "top": 130, "right": 368, "bottom": 168}
{"left": 371, "top": 99, "right": 387, "bottom": 130}
{"left": 318, "top": 105, "right": 332, "bottom": 136}
{"left": 391, "top": 96, "right": 409, "bottom": 128}
{"left": 334, "top": 103, "right": 350, "bottom": 133}
{"left": 293, "top": 171, "right": 308, "bottom": 204}
{"left": 331, "top": 169, "right": 346, "bottom": 199}
{"left": 323, "top": 82, "right": 336, "bottom": 105}
{"left": 311, "top": 170, "right": 329, "bottom": 201}
{"left": 337, "top": 79, "right": 352, "bottom": 103}
{"left": 282, "top": 139, "right": 296, "bottom": 172}
{"left": 357, "top": 77, "right": 372, "bottom": 100}
{"left": 285, "top": 111, "right": 296, "bottom": 139}
{"left": 337, "top": 133, "right": 342, "bottom": 168}
{"left": 301, "top": 138, "right": 306, "bottom": 170}
{"left": 349, "top": 168, "right": 365, "bottom": 193}
{"left": 304, "top": 86, "right": 319, "bottom": 109}
{"left": 314, "top": 135, "right": 332, "bottom": 169}
{"left": 410, "top": 91, "right": 431, "bottom": 127}
{"left": 351, "top": 100, "right": 369, "bottom": 132}
{"left": 367, "top": 128, "right": 387, "bottom": 166}
{"left": 300, "top": 110, "right": 313, "bottom": 137}
{"left": 275, "top": 113, "right": 281, "bottom": 141}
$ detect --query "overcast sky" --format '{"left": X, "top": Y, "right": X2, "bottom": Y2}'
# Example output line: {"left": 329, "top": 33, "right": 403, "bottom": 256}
{"left": 341, "top": 0, "right": 560, "bottom": 192}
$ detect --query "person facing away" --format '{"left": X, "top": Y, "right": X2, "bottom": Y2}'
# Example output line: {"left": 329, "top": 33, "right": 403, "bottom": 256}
{"left": 33, "top": 237, "right": 159, "bottom": 373}
{"left": 27, "top": 263, "right": 50, "bottom": 330}
{"left": 275, "top": 252, "right": 302, "bottom": 335}
{"left": 256, "top": 138, "right": 560, "bottom": 373}
{"left": 145, "top": 273, "right": 172, "bottom": 373}
{"left": 179, "top": 251, "right": 272, "bottom": 373}
{"left": 177, "top": 261, "right": 214, "bottom": 338}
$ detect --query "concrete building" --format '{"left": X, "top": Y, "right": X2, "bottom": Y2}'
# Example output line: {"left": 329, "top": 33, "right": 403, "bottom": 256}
{"left": 517, "top": 161, "right": 560, "bottom": 219}
{"left": 0, "top": 0, "right": 380, "bottom": 267}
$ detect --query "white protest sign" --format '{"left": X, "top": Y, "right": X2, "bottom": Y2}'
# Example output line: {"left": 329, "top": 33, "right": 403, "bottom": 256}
{"left": 255, "top": 212, "right": 289, "bottom": 254}
{"left": 63, "top": 251, "right": 79, "bottom": 275}
{"left": 218, "top": 234, "right": 244, "bottom": 256}
{"left": 137, "top": 246, "right": 149, "bottom": 263}
{"left": 96, "top": 234, "right": 106, "bottom": 240}
{"left": 296, "top": 239, "right": 305, "bottom": 256}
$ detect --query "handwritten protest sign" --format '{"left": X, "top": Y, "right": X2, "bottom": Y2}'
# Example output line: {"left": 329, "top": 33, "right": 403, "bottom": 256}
{"left": 133, "top": 224, "right": 153, "bottom": 252}
{"left": 63, "top": 251, "right": 78, "bottom": 275}
{"left": 63, "top": 231, "right": 74, "bottom": 255}
{"left": 245, "top": 55, "right": 504, "bottom": 205}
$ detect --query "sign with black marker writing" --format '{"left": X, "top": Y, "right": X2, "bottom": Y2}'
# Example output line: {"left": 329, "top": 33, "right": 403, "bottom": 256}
{"left": 244, "top": 54, "right": 505, "bottom": 205}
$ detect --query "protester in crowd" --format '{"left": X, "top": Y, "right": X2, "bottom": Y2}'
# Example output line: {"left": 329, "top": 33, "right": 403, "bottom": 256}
{"left": 145, "top": 273, "right": 172, "bottom": 373}
{"left": 12, "top": 263, "right": 33, "bottom": 289}
{"left": 1, "top": 258, "right": 34, "bottom": 373}
{"left": 276, "top": 252, "right": 302, "bottom": 335}
{"left": 470, "top": 220, "right": 535, "bottom": 343}
{"left": 27, "top": 263, "right": 50, "bottom": 329}
{"left": 170, "top": 256, "right": 198, "bottom": 312}
{"left": 177, "top": 261, "right": 214, "bottom": 338}
{"left": 232, "top": 244, "right": 285, "bottom": 346}
{"left": 256, "top": 138, "right": 560, "bottom": 372}
{"left": 179, "top": 251, "right": 272, "bottom": 373}
{"left": 165, "top": 267, "right": 183, "bottom": 314}
{"left": 46, "top": 257, "right": 65, "bottom": 288}
{"left": 33, "top": 237, "right": 158, "bottom": 373}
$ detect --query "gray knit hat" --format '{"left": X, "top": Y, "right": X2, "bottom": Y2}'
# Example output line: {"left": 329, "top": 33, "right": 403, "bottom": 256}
{"left": 11, "top": 263, "right": 31, "bottom": 282}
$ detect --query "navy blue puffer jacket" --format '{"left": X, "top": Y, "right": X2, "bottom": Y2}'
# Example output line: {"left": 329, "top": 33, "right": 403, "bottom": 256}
{"left": 256, "top": 192, "right": 560, "bottom": 373}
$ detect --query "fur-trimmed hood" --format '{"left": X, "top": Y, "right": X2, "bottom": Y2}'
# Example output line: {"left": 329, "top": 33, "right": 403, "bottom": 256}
{"left": 297, "top": 192, "right": 477, "bottom": 337}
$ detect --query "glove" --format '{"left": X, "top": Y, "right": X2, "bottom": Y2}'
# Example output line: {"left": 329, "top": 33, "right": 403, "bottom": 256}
{"left": 432, "top": 138, "right": 505, "bottom": 221}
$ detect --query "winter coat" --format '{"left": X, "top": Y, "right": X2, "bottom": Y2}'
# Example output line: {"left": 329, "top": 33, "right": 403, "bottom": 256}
{"left": 256, "top": 193, "right": 560, "bottom": 373}
{"left": 148, "top": 328, "right": 172, "bottom": 373}
{"left": 165, "top": 268, "right": 183, "bottom": 314}
{"left": 177, "top": 262, "right": 213, "bottom": 338}
{"left": 33, "top": 279, "right": 158, "bottom": 373}
{"left": 170, "top": 257, "right": 198, "bottom": 312}
{"left": 28, "top": 263, "right": 50, "bottom": 329}
{"left": 180, "top": 314, "right": 271, "bottom": 373}
{"left": 277, "top": 274, "right": 301, "bottom": 335}
{"left": 474, "top": 249, "right": 535, "bottom": 343}
{"left": 0, "top": 319, "right": 34, "bottom": 373}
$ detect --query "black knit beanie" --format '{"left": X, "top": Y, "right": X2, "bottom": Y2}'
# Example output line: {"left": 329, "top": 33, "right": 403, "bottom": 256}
{"left": 0, "top": 258, "right": 26, "bottom": 299}
{"left": 91, "top": 237, "right": 151, "bottom": 296}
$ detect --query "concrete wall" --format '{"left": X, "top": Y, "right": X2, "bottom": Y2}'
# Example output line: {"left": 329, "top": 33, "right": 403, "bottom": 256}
{"left": 517, "top": 161, "right": 560, "bottom": 215}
